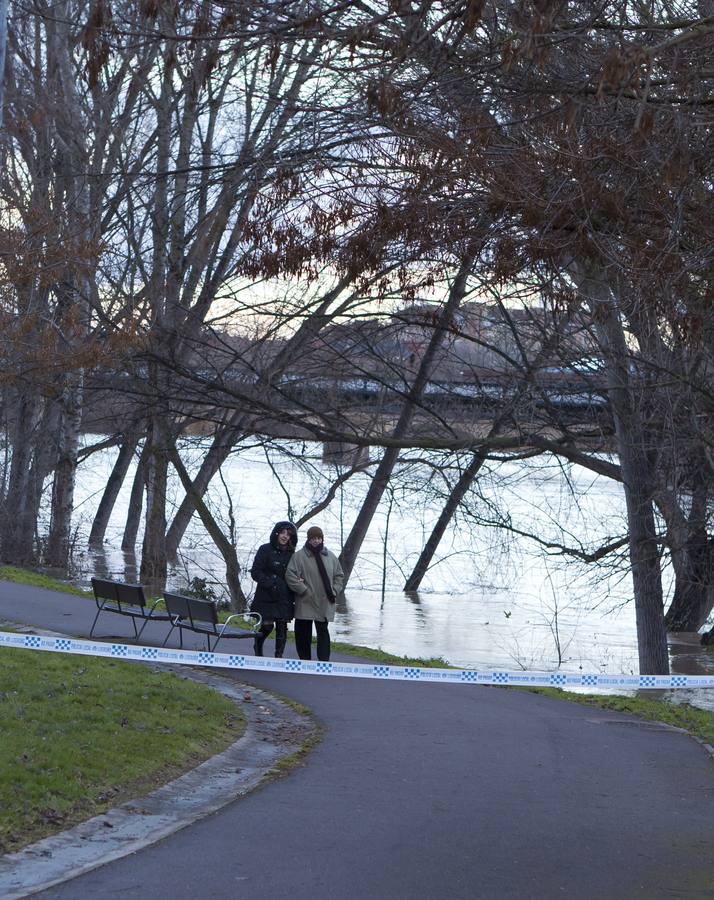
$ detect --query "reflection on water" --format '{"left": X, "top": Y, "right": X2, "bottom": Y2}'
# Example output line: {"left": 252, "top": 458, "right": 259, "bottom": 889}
{"left": 668, "top": 635, "right": 714, "bottom": 682}
{"left": 70, "top": 441, "right": 714, "bottom": 712}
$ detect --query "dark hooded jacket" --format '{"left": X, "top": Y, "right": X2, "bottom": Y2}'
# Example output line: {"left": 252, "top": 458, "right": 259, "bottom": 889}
{"left": 249, "top": 521, "right": 298, "bottom": 621}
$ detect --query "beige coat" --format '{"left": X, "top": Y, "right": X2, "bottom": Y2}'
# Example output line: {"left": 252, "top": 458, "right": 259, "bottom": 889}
{"left": 285, "top": 545, "right": 345, "bottom": 622}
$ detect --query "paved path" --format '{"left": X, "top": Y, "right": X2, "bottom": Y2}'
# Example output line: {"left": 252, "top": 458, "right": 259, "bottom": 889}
{"left": 1, "top": 582, "right": 713, "bottom": 900}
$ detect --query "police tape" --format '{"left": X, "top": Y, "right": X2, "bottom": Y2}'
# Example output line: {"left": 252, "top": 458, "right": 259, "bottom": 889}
{"left": 1, "top": 629, "right": 713, "bottom": 690}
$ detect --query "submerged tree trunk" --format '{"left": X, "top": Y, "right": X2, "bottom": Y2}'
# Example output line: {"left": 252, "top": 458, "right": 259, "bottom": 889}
{"left": 122, "top": 440, "right": 148, "bottom": 551}
{"left": 653, "top": 450, "right": 714, "bottom": 632}
{"left": 665, "top": 534, "right": 714, "bottom": 631}
{"left": 404, "top": 451, "right": 486, "bottom": 591}
{"left": 89, "top": 433, "right": 141, "bottom": 547}
{"left": 339, "top": 260, "right": 472, "bottom": 583}
{"left": 662, "top": 475, "right": 714, "bottom": 631}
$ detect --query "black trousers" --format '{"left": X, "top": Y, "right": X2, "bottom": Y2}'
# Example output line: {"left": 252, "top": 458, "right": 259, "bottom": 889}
{"left": 294, "top": 618, "right": 330, "bottom": 661}
{"left": 255, "top": 619, "right": 288, "bottom": 657}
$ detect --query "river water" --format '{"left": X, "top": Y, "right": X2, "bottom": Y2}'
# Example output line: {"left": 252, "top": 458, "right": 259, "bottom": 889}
{"left": 67, "top": 437, "right": 714, "bottom": 709}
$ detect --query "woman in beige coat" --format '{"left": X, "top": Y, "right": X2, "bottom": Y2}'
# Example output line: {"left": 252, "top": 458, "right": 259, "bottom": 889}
{"left": 285, "top": 525, "right": 345, "bottom": 661}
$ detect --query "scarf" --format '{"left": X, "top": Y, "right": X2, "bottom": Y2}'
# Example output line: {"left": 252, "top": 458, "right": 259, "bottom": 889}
{"left": 307, "top": 541, "right": 335, "bottom": 604}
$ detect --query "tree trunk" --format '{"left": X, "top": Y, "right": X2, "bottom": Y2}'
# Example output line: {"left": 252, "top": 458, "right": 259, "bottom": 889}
{"left": 140, "top": 415, "right": 169, "bottom": 585}
{"left": 167, "top": 443, "right": 247, "bottom": 609}
{"left": 122, "top": 440, "right": 148, "bottom": 551}
{"left": 575, "top": 263, "right": 669, "bottom": 674}
{"left": 42, "top": 0, "right": 94, "bottom": 572}
{"left": 166, "top": 428, "right": 236, "bottom": 559}
{"left": 404, "top": 451, "right": 486, "bottom": 591}
{"left": 0, "top": 391, "right": 43, "bottom": 565}
{"left": 619, "top": 465, "right": 669, "bottom": 673}
{"left": 89, "top": 433, "right": 140, "bottom": 547}
{"left": 617, "top": 286, "right": 714, "bottom": 634}
{"left": 664, "top": 511, "right": 714, "bottom": 631}
{"left": 46, "top": 373, "right": 84, "bottom": 569}
{"left": 339, "top": 259, "right": 472, "bottom": 583}
{"left": 0, "top": 0, "right": 8, "bottom": 126}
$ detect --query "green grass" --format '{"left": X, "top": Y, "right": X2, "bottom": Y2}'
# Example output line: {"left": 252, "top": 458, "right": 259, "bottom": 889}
{"left": 0, "top": 646, "right": 244, "bottom": 854}
{"left": 0, "top": 566, "right": 90, "bottom": 597}
{"left": 330, "top": 639, "right": 448, "bottom": 668}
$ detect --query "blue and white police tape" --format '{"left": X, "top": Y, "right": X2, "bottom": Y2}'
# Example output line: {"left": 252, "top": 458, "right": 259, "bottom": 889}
{"left": 1, "top": 630, "right": 713, "bottom": 689}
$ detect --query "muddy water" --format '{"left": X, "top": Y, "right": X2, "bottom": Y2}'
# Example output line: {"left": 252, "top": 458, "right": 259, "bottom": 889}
{"left": 69, "top": 439, "right": 714, "bottom": 710}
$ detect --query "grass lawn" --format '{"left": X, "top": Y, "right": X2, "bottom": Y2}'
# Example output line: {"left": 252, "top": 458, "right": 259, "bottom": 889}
{"left": 331, "top": 638, "right": 448, "bottom": 668}
{"left": 0, "top": 566, "right": 90, "bottom": 597}
{"left": 0, "top": 645, "right": 244, "bottom": 854}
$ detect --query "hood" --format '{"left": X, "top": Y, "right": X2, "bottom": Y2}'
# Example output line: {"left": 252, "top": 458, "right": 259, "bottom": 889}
{"left": 270, "top": 520, "right": 298, "bottom": 549}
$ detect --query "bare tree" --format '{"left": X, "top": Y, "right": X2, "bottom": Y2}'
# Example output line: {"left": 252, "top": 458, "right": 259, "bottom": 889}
{"left": 3, "top": 0, "right": 714, "bottom": 679}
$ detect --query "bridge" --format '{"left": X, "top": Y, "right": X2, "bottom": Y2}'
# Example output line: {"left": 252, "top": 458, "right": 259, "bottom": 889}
{"left": 81, "top": 364, "right": 613, "bottom": 455}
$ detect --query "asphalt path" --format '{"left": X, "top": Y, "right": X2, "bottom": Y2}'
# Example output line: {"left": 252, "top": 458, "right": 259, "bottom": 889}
{"left": 1, "top": 581, "right": 713, "bottom": 900}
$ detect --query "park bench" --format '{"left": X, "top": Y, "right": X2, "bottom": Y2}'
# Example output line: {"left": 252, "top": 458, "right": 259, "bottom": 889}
{"left": 161, "top": 591, "right": 262, "bottom": 652}
{"left": 90, "top": 578, "right": 171, "bottom": 640}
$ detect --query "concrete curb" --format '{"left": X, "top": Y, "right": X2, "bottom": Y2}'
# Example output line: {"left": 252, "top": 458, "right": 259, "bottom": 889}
{"left": 0, "top": 625, "right": 317, "bottom": 899}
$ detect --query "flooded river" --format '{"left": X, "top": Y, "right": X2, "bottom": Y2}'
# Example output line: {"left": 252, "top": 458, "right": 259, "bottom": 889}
{"left": 68, "top": 438, "right": 714, "bottom": 709}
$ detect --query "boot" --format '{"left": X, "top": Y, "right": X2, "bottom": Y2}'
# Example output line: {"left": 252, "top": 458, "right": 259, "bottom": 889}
{"left": 253, "top": 623, "right": 272, "bottom": 656}
{"left": 274, "top": 621, "right": 288, "bottom": 658}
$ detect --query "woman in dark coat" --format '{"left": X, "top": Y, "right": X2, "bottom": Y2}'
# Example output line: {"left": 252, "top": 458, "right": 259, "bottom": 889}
{"left": 249, "top": 521, "right": 297, "bottom": 657}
